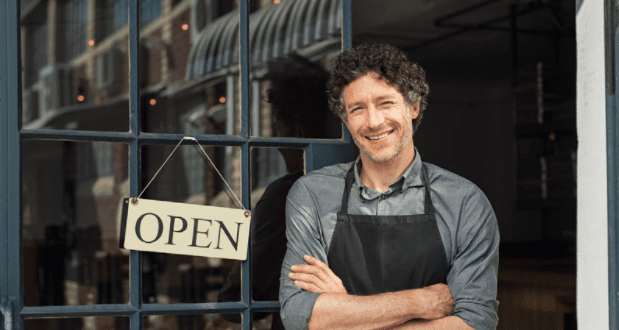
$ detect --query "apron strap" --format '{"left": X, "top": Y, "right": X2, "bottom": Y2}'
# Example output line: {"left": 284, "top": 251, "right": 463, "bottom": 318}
{"left": 340, "top": 161, "right": 435, "bottom": 215}
{"left": 421, "top": 164, "right": 435, "bottom": 215}
{"left": 340, "top": 164, "right": 356, "bottom": 213}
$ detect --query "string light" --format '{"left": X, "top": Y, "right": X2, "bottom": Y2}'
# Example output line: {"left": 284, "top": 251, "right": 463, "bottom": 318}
{"left": 181, "top": 23, "right": 189, "bottom": 31}
{"left": 77, "top": 95, "right": 85, "bottom": 102}
{"left": 219, "top": 96, "right": 226, "bottom": 103}
{"left": 88, "top": 40, "right": 95, "bottom": 46}
{"left": 150, "top": 98, "right": 157, "bottom": 106}
{"left": 273, "top": 0, "right": 280, "bottom": 3}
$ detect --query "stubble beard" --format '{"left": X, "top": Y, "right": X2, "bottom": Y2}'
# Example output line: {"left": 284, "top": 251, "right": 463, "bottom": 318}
{"left": 355, "top": 124, "right": 414, "bottom": 163}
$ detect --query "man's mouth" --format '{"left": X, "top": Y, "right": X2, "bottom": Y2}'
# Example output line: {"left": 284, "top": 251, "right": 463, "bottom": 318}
{"left": 365, "top": 130, "right": 393, "bottom": 141}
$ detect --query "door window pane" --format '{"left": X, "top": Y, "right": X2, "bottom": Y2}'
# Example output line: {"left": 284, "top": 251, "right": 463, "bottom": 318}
{"left": 244, "top": 147, "right": 303, "bottom": 301}
{"left": 57, "top": 0, "right": 88, "bottom": 62}
{"left": 143, "top": 313, "right": 241, "bottom": 330}
{"left": 24, "top": 316, "right": 129, "bottom": 330}
{"left": 23, "top": 140, "right": 130, "bottom": 306}
{"left": 20, "top": 0, "right": 130, "bottom": 132}
{"left": 141, "top": 0, "right": 162, "bottom": 28}
{"left": 253, "top": 312, "right": 283, "bottom": 330}
{"left": 97, "top": 0, "right": 129, "bottom": 42}
{"left": 140, "top": 145, "right": 243, "bottom": 304}
{"left": 141, "top": 0, "right": 241, "bottom": 135}
{"left": 249, "top": 0, "right": 343, "bottom": 139}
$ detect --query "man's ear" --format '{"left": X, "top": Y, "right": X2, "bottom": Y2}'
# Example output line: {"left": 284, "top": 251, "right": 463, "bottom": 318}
{"left": 409, "top": 102, "right": 421, "bottom": 119}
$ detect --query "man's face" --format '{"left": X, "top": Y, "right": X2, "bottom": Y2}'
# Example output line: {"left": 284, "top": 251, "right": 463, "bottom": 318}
{"left": 342, "top": 72, "right": 419, "bottom": 163}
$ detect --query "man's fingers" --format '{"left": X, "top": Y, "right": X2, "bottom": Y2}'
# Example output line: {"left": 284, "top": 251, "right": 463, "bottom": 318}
{"left": 288, "top": 272, "right": 321, "bottom": 286}
{"left": 291, "top": 255, "right": 347, "bottom": 294}
{"left": 303, "top": 255, "right": 342, "bottom": 282}
{"left": 292, "top": 262, "right": 331, "bottom": 283}
{"left": 293, "top": 280, "right": 320, "bottom": 293}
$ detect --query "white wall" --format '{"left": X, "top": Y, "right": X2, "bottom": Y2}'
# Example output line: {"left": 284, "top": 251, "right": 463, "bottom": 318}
{"left": 576, "top": 0, "right": 609, "bottom": 328}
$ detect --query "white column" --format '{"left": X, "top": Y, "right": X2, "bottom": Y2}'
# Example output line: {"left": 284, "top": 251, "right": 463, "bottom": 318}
{"left": 576, "top": 0, "right": 609, "bottom": 329}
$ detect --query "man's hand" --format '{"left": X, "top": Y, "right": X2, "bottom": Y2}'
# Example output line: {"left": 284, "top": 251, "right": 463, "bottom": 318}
{"left": 415, "top": 283, "right": 454, "bottom": 320}
{"left": 288, "top": 255, "right": 348, "bottom": 294}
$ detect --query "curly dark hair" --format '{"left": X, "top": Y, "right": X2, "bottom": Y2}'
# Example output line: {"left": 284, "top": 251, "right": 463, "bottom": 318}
{"left": 326, "top": 42, "right": 430, "bottom": 132}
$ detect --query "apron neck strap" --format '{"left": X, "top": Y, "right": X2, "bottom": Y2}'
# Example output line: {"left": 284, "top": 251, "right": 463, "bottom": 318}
{"left": 341, "top": 162, "right": 434, "bottom": 215}
{"left": 421, "top": 164, "right": 435, "bottom": 215}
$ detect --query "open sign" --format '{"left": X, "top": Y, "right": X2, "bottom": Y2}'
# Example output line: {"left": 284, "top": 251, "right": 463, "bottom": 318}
{"left": 119, "top": 198, "right": 251, "bottom": 260}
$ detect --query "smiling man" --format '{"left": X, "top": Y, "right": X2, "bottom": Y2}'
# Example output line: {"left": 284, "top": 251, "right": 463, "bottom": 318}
{"left": 279, "top": 43, "right": 499, "bottom": 330}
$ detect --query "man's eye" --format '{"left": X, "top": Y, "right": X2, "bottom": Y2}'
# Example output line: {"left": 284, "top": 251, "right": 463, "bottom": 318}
{"left": 380, "top": 102, "right": 393, "bottom": 106}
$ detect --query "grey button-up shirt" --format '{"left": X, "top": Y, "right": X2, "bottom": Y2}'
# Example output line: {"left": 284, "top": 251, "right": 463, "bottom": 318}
{"left": 279, "top": 151, "right": 500, "bottom": 330}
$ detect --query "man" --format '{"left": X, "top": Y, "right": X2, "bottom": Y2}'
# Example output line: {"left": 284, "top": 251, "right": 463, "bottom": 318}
{"left": 279, "top": 43, "right": 499, "bottom": 330}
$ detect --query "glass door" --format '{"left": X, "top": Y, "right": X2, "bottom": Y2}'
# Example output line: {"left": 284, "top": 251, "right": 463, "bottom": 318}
{"left": 1, "top": 0, "right": 353, "bottom": 329}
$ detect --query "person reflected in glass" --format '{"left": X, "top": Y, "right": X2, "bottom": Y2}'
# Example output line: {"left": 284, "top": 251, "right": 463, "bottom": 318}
{"left": 218, "top": 54, "right": 340, "bottom": 330}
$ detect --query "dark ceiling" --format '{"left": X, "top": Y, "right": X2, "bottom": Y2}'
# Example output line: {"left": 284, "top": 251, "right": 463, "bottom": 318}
{"left": 352, "top": 0, "right": 576, "bottom": 62}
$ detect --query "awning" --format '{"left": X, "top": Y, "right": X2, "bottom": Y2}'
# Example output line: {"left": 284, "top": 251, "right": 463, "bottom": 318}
{"left": 185, "top": 0, "right": 342, "bottom": 82}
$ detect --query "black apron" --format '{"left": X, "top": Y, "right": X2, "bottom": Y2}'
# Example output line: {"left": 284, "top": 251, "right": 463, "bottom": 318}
{"left": 327, "top": 163, "right": 450, "bottom": 295}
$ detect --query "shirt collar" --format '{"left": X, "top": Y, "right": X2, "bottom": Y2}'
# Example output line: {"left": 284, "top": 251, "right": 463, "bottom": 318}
{"left": 353, "top": 148, "right": 425, "bottom": 199}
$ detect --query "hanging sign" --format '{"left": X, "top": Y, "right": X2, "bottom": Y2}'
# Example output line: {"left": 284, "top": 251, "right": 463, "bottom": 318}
{"left": 119, "top": 198, "right": 251, "bottom": 260}
{"left": 118, "top": 137, "right": 251, "bottom": 260}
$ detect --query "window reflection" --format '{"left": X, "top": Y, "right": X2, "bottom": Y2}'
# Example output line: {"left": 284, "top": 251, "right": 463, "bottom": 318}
{"left": 21, "top": 0, "right": 130, "bottom": 132}
{"left": 23, "top": 141, "right": 130, "bottom": 307}
{"left": 19, "top": 0, "right": 344, "bottom": 315}
{"left": 19, "top": 0, "right": 342, "bottom": 135}
{"left": 140, "top": 145, "right": 242, "bottom": 304}
{"left": 141, "top": 0, "right": 163, "bottom": 28}
{"left": 142, "top": 314, "right": 242, "bottom": 330}
{"left": 58, "top": 0, "right": 88, "bottom": 62}
{"left": 24, "top": 316, "right": 129, "bottom": 330}
{"left": 248, "top": 0, "right": 343, "bottom": 138}
{"left": 96, "top": 0, "right": 129, "bottom": 42}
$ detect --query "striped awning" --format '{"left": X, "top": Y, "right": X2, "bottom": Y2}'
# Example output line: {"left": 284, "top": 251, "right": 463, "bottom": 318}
{"left": 185, "top": 0, "right": 342, "bottom": 81}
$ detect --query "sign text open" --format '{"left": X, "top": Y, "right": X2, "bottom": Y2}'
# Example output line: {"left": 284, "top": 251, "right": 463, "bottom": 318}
{"left": 120, "top": 198, "right": 251, "bottom": 260}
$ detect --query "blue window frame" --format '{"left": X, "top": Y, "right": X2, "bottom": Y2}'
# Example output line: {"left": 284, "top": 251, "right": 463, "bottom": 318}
{"left": 608, "top": 2, "right": 619, "bottom": 328}
{"left": 1, "top": 0, "right": 353, "bottom": 329}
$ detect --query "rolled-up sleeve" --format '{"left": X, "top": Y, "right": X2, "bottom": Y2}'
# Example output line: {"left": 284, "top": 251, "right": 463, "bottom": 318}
{"left": 279, "top": 180, "right": 328, "bottom": 330}
{"left": 448, "top": 185, "right": 500, "bottom": 330}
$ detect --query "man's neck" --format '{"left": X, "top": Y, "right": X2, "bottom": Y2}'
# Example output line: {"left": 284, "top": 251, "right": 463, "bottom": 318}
{"left": 359, "top": 145, "right": 416, "bottom": 193}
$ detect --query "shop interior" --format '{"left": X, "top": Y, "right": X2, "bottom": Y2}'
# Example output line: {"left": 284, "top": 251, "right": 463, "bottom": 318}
{"left": 353, "top": 0, "right": 576, "bottom": 329}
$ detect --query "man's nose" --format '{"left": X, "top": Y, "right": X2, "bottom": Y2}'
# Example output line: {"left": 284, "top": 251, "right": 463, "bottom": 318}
{"left": 366, "top": 107, "right": 384, "bottom": 128}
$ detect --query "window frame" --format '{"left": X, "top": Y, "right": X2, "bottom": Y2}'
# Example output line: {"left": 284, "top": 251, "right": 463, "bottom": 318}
{"left": 0, "top": 0, "right": 353, "bottom": 329}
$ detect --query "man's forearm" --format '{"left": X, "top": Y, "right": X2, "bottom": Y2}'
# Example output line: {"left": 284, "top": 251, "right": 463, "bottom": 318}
{"left": 307, "top": 289, "right": 440, "bottom": 330}
{"left": 389, "top": 316, "right": 475, "bottom": 330}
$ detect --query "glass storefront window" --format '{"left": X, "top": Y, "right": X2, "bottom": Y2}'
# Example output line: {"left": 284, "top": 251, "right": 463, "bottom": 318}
{"left": 248, "top": 0, "right": 343, "bottom": 139}
{"left": 23, "top": 140, "right": 130, "bottom": 307}
{"left": 24, "top": 316, "right": 130, "bottom": 330}
{"left": 6, "top": 0, "right": 351, "bottom": 329}
{"left": 20, "top": 0, "right": 130, "bottom": 132}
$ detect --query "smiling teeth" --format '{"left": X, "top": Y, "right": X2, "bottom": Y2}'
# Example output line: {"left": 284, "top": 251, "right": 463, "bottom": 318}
{"left": 368, "top": 133, "right": 389, "bottom": 140}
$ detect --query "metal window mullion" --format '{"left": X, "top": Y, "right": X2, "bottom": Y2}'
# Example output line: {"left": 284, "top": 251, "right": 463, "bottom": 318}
{"left": 0, "top": 0, "right": 8, "bottom": 307}
{"left": 239, "top": 0, "right": 252, "bottom": 329}
{"left": 341, "top": 0, "right": 352, "bottom": 143}
{"left": 20, "top": 130, "right": 135, "bottom": 142}
{"left": 609, "top": 25, "right": 619, "bottom": 330}
{"left": 129, "top": 0, "right": 142, "bottom": 328}
{"left": 140, "top": 132, "right": 245, "bottom": 145}
{"left": 3, "top": 0, "right": 23, "bottom": 328}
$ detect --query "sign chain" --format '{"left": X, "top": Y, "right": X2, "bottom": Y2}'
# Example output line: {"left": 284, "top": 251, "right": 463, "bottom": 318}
{"left": 135, "top": 137, "right": 246, "bottom": 211}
